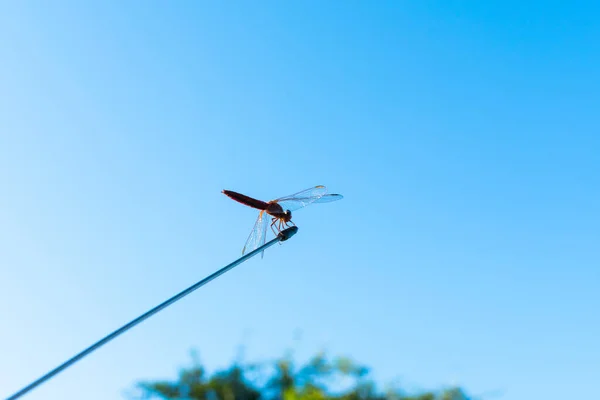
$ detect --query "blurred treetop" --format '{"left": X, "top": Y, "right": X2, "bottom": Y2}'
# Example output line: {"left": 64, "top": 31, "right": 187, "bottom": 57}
{"left": 133, "top": 351, "right": 471, "bottom": 400}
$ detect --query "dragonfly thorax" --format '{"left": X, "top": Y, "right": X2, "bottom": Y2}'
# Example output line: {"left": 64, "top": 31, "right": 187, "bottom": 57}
{"left": 266, "top": 202, "right": 292, "bottom": 222}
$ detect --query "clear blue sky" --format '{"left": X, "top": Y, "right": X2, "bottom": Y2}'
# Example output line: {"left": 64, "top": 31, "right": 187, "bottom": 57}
{"left": 1, "top": 2, "right": 598, "bottom": 400}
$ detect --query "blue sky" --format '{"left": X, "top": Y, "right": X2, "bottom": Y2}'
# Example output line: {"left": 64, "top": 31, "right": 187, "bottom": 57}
{"left": 1, "top": 2, "right": 598, "bottom": 400}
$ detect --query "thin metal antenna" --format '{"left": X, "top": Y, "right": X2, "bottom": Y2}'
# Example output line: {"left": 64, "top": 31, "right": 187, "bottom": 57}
{"left": 5, "top": 226, "right": 298, "bottom": 400}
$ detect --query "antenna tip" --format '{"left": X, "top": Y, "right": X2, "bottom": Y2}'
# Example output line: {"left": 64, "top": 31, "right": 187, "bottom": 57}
{"left": 279, "top": 226, "right": 298, "bottom": 241}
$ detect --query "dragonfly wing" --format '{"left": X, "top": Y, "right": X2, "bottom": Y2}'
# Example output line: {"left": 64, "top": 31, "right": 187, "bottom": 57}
{"left": 274, "top": 185, "right": 343, "bottom": 212}
{"left": 271, "top": 185, "right": 331, "bottom": 212}
{"left": 273, "top": 185, "right": 328, "bottom": 202}
{"left": 242, "top": 210, "right": 270, "bottom": 257}
{"left": 312, "top": 193, "right": 344, "bottom": 203}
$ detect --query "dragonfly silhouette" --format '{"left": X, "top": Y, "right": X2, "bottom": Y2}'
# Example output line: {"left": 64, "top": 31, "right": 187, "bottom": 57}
{"left": 222, "top": 185, "right": 343, "bottom": 256}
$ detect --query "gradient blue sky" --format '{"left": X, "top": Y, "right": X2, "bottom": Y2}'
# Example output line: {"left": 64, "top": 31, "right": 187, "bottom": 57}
{"left": 1, "top": 2, "right": 598, "bottom": 400}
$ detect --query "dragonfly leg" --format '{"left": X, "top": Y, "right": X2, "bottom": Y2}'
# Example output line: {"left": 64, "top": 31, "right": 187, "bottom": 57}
{"left": 270, "top": 218, "right": 278, "bottom": 236}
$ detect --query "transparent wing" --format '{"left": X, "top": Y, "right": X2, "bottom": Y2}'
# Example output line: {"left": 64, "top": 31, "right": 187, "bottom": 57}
{"left": 242, "top": 210, "right": 269, "bottom": 258}
{"left": 312, "top": 193, "right": 344, "bottom": 203}
{"left": 273, "top": 185, "right": 328, "bottom": 202}
{"left": 273, "top": 185, "right": 343, "bottom": 212}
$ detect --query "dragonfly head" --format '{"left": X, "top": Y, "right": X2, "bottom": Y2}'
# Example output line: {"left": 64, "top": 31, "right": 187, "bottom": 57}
{"left": 283, "top": 210, "right": 292, "bottom": 222}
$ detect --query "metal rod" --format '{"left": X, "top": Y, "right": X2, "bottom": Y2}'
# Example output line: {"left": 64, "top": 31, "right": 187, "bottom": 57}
{"left": 5, "top": 226, "right": 298, "bottom": 400}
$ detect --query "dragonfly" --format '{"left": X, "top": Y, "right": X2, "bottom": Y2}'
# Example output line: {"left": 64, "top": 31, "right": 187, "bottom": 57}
{"left": 222, "top": 185, "right": 343, "bottom": 257}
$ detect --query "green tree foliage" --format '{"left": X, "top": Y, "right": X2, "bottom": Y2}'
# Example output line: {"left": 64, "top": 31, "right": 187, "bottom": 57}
{"left": 133, "top": 352, "right": 470, "bottom": 400}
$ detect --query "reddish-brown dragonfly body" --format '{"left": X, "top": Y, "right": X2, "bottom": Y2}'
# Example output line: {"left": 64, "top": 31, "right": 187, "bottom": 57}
{"left": 222, "top": 185, "right": 343, "bottom": 256}
{"left": 222, "top": 189, "right": 292, "bottom": 227}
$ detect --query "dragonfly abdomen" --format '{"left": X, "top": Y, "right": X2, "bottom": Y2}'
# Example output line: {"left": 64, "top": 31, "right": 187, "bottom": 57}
{"left": 222, "top": 190, "right": 269, "bottom": 210}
